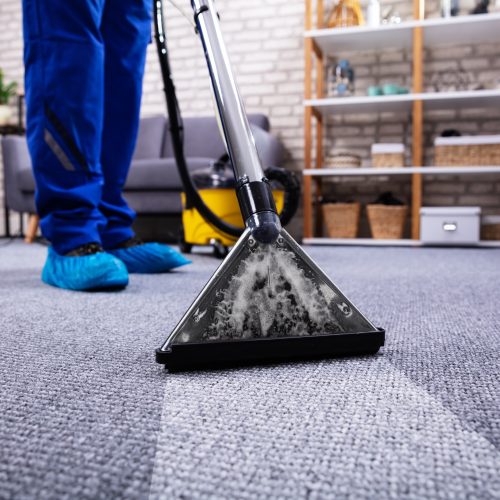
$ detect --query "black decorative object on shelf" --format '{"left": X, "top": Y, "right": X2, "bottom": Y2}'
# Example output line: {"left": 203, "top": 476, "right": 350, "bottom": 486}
{"left": 471, "top": 0, "right": 489, "bottom": 14}
{"left": 372, "top": 191, "right": 405, "bottom": 206}
{"left": 441, "top": 129, "right": 461, "bottom": 137}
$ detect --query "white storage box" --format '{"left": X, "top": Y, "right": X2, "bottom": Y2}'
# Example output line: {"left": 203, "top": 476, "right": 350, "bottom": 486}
{"left": 420, "top": 206, "right": 481, "bottom": 245}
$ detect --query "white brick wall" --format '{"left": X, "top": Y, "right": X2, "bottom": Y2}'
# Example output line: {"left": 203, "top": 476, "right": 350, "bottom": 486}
{"left": 1, "top": 0, "right": 500, "bottom": 239}
{"left": 141, "top": 0, "right": 305, "bottom": 175}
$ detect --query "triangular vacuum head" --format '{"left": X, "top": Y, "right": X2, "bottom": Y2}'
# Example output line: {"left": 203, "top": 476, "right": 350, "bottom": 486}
{"left": 156, "top": 229, "right": 384, "bottom": 371}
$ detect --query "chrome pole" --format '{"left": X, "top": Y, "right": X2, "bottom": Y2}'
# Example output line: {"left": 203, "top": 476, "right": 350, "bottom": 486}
{"left": 191, "top": 0, "right": 281, "bottom": 243}
{"left": 191, "top": 0, "right": 264, "bottom": 183}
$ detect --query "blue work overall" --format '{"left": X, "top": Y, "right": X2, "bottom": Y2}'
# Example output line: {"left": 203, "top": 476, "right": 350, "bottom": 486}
{"left": 22, "top": 0, "right": 152, "bottom": 254}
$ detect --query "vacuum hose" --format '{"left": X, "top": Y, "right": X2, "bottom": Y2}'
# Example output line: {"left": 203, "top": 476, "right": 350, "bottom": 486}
{"left": 153, "top": 0, "right": 299, "bottom": 238}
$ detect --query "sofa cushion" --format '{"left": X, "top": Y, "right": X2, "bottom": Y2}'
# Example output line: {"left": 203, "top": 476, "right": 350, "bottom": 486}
{"left": 125, "top": 191, "right": 183, "bottom": 215}
{"left": 125, "top": 157, "right": 214, "bottom": 191}
{"left": 18, "top": 157, "right": 213, "bottom": 193}
{"left": 162, "top": 117, "right": 227, "bottom": 159}
{"left": 132, "top": 115, "right": 166, "bottom": 160}
{"left": 162, "top": 114, "right": 271, "bottom": 158}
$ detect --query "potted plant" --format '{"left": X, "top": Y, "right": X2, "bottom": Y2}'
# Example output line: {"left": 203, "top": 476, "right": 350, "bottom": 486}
{"left": 0, "top": 70, "right": 17, "bottom": 126}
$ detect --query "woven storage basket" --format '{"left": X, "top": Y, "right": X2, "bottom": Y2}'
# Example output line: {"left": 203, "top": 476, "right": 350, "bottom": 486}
{"left": 481, "top": 216, "right": 500, "bottom": 240}
{"left": 322, "top": 202, "right": 361, "bottom": 238}
{"left": 371, "top": 143, "right": 405, "bottom": 168}
{"left": 434, "top": 135, "right": 500, "bottom": 166}
{"left": 481, "top": 224, "right": 500, "bottom": 240}
{"left": 324, "top": 153, "right": 361, "bottom": 169}
{"left": 367, "top": 204, "right": 408, "bottom": 239}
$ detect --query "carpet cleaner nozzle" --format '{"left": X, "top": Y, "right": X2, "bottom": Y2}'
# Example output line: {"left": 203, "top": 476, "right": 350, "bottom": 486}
{"left": 156, "top": 226, "right": 384, "bottom": 371}
{"left": 155, "top": 0, "right": 384, "bottom": 370}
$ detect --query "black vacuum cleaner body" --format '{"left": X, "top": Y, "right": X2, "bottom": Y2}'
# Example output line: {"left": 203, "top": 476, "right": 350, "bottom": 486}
{"left": 155, "top": 0, "right": 385, "bottom": 371}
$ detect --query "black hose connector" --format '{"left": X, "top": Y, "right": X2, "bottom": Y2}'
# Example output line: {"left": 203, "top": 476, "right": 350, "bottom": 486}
{"left": 237, "top": 179, "right": 277, "bottom": 222}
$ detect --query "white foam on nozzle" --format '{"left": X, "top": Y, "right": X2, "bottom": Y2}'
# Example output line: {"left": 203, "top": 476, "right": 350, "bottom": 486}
{"left": 203, "top": 243, "right": 346, "bottom": 341}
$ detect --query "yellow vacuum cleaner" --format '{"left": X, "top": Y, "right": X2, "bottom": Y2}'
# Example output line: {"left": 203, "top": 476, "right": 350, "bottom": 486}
{"left": 180, "top": 158, "right": 293, "bottom": 258}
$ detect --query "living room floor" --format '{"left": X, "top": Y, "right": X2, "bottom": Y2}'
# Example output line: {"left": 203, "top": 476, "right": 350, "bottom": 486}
{"left": 0, "top": 241, "right": 498, "bottom": 499}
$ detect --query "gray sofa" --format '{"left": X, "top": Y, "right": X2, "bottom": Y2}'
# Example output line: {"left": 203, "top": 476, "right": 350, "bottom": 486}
{"left": 2, "top": 113, "right": 285, "bottom": 235}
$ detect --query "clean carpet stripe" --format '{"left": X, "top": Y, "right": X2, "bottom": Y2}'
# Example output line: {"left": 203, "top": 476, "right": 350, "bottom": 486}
{"left": 149, "top": 358, "right": 500, "bottom": 499}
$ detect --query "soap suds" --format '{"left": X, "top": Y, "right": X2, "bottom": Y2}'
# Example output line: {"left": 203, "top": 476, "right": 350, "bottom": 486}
{"left": 201, "top": 244, "right": 348, "bottom": 341}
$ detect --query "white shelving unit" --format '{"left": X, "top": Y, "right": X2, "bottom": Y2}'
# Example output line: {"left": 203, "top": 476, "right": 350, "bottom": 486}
{"left": 423, "top": 12, "right": 500, "bottom": 46}
{"left": 304, "top": 166, "right": 500, "bottom": 177}
{"left": 305, "top": 21, "right": 417, "bottom": 52}
{"left": 302, "top": 237, "right": 500, "bottom": 248}
{"left": 305, "top": 12, "right": 500, "bottom": 53}
{"left": 303, "top": 2, "right": 500, "bottom": 247}
{"left": 304, "top": 163, "right": 500, "bottom": 247}
{"left": 305, "top": 89, "right": 500, "bottom": 115}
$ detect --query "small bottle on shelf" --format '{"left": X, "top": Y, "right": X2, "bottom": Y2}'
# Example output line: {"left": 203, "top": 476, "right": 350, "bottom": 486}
{"left": 367, "top": 0, "right": 381, "bottom": 27}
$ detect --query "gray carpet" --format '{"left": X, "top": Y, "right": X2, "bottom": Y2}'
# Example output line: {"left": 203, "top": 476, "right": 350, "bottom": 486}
{"left": 0, "top": 241, "right": 498, "bottom": 499}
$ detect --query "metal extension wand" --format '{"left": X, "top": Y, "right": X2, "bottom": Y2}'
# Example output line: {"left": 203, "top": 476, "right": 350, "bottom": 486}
{"left": 191, "top": 0, "right": 282, "bottom": 244}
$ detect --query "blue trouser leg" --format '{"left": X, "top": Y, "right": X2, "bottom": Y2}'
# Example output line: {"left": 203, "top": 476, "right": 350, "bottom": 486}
{"left": 98, "top": 0, "right": 152, "bottom": 249}
{"left": 22, "top": 0, "right": 107, "bottom": 255}
{"left": 23, "top": 0, "right": 151, "bottom": 254}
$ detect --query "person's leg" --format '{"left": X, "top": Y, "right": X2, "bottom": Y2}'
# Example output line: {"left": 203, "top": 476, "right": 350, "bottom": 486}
{"left": 98, "top": 0, "right": 190, "bottom": 273}
{"left": 22, "top": 0, "right": 107, "bottom": 255}
{"left": 22, "top": 0, "right": 129, "bottom": 289}
{"left": 99, "top": 0, "right": 189, "bottom": 273}
{"left": 98, "top": 0, "right": 152, "bottom": 249}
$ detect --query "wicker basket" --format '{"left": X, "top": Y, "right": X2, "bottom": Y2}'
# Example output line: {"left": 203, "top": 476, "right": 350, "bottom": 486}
{"left": 367, "top": 205, "right": 408, "bottom": 239}
{"left": 434, "top": 136, "right": 500, "bottom": 166}
{"left": 322, "top": 202, "right": 361, "bottom": 238}
{"left": 324, "top": 153, "right": 361, "bottom": 169}
{"left": 481, "top": 224, "right": 500, "bottom": 240}
{"left": 481, "top": 216, "right": 500, "bottom": 240}
{"left": 371, "top": 143, "right": 405, "bottom": 168}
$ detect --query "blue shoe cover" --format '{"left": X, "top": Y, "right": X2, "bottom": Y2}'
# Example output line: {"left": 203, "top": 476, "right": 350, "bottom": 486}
{"left": 108, "top": 243, "right": 191, "bottom": 273}
{"left": 42, "top": 247, "right": 129, "bottom": 291}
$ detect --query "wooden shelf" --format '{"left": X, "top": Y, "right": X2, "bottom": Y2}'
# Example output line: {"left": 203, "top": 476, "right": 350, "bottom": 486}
{"left": 423, "top": 13, "right": 500, "bottom": 47}
{"left": 423, "top": 89, "right": 500, "bottom": 110}
{"left": 302, "top": 0, "right": 500, "bottom": 244}
{"left": 305, "top": 21, "right": 417, "bottom": 53}
{"left": 306, "top": 94, "right": 413, "bottom": 114}
{"left": 303, "top": 238, "right": 500, "bottom": 248}
{"left": 303, "top": 166, "right": 500, "bottom": 176}
{"left": 305, "top": 89, "right": 500, "bottom": 115}
{"left": 305, "top": 13, "right": 500, "bottom": 54}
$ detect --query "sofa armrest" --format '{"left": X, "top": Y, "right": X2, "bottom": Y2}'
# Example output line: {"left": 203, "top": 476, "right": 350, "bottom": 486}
{"left": 1, "top": 136, "right": 36, "bottom": 213}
